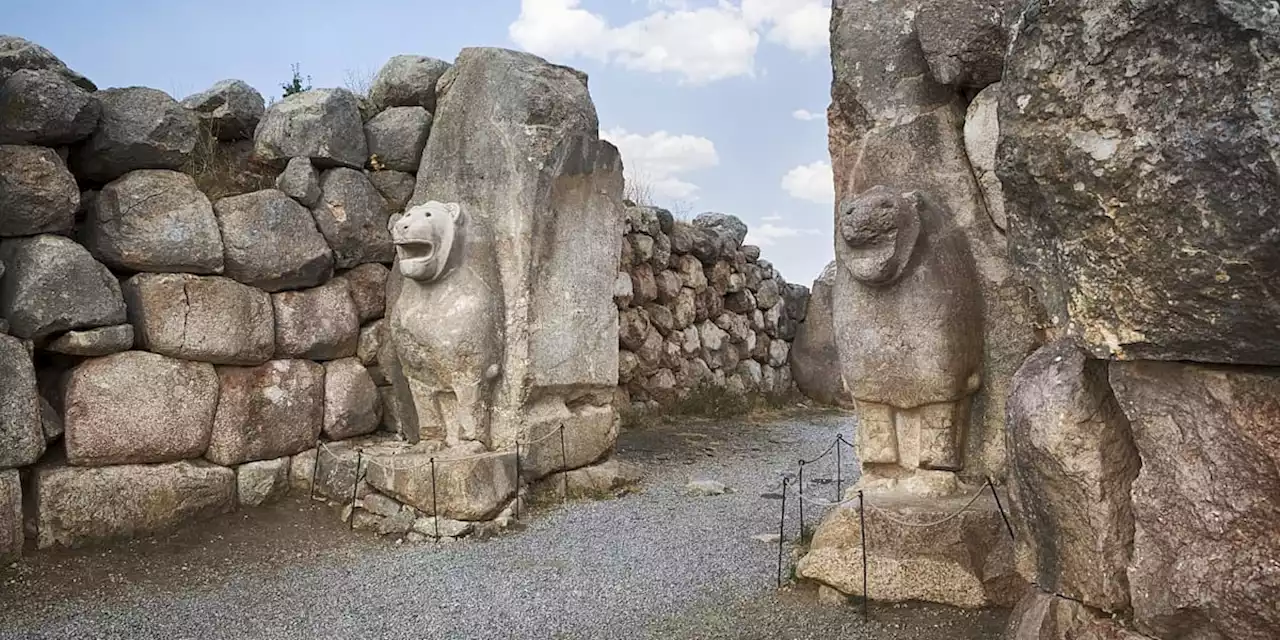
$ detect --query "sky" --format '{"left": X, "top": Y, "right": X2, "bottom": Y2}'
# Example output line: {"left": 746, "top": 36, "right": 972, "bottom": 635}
{"left": 7, "top": 0, "right": 836, "bottom": 285}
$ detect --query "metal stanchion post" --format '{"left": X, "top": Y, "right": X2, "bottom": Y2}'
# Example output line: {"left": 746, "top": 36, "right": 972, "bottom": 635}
{"left": 430, "top": 457, "right": 440, "bottom": 541}
{"left": 309, "top": 439, "right": 321, "bottom": 501}
{"left": 777, "top": 477, "right": 789, "bottom": 588}
{"left": 836, "top": 442, "right": 843, "bottom": 500}
{"left": 987, "top": 476, "right": 1015, "bottom": 540}
{"left": 514, "top": 441, "right": 522, "bottom": 520}
{"left": 559, "top": 425, "right": 569, "bottom": 503}
{"left": 797, "top": 460, "right": 806, "bottom": 538}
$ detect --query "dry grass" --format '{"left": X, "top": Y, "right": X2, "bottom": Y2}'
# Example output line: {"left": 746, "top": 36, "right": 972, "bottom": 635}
{"left": 183, "top": 122, "right": 278, "bottom": 201}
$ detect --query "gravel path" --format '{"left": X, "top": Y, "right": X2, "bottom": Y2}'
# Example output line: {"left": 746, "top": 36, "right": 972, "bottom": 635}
{"left": 0, "top": 411, "right": 1008, "bottom": 639}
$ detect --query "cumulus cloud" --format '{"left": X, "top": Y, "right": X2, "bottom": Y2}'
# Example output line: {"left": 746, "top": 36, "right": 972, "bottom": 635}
{"left": 791, "top": 108, "right": 823, "bottom": 121}
{"left": 601, "top": 127, "right": 720, "bottom": 201}
{"left": 782, "top": 160, "right": 834, "bottom": 205}
{"left": 510, "top": 0, "right": 830, "bottom": 84}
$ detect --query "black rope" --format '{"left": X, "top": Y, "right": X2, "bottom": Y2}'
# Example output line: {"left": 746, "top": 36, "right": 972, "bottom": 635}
{"left": 348, "top": 450, "right": 363, "bottom": 531}
{"left": 309, "top": 439, "right": 321, "bottom": 501}
{"left": 777, "top": 477, "right": 789, "bottom": 588}
{"left": 987, "top": 476, "right": 1015, "bottom": 541}
{"left": 800, "top": 437, "right": 840, "bottom": 466}
{"left": 858, "top": 489, "right": 868, "bottom": 622}
{"left": 559, "top": 424, "right": 569, "bottom": 503}
{"left": 430, "top": 457, "right": 440, "bottom": 541}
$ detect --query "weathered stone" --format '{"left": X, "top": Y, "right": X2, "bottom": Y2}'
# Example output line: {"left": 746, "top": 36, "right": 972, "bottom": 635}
{"left": 767, "top": 339, "right": 789, "bottom": 368}
{"left": 272, "top": 279, "right": 360, "bottom": 360}
{"left": 365, "top": 106, "right": 431, "bottom": 172}
{"left": 275, "top": 157, "right": 320, "bottom": 208}
{"left": 613, "top": 272, "right": 633, "bottom": 308}
{"left": 312, "top": 168, "right": 393, "bottom": 268}
{"left": 252, "top": 88, "right": 367, "bottom": 169}
{"left": 645, "top": 304, "right": 675, "bottom": 337}
{"left": 366, "top": 448, "right": 516, "bottom": 521}
{"left": 833, "top": 187, "right": 983, "bottom": 490}
{"left": 206, "top": 359, "right": 324, "bottom": 466}
{"left": 32, "top": 460, "right": 234, "bottom": 549}
{"left": 693, "top": 212, "right": 748, "bottom": 250}
{"left": 685, "top": 479, "right": 729, "bottom": 496}
{"left": 624, "top": 205, "right": 663, "bottom": 237}
{"left": 361, "top": 492, "right": 402, "bottom": 518}
{"left": 630, "top": 264, "right": 658, "bottom": 305}
{"left": 0, "top": 470, "right": 18, "bottom": 562}
{"left": 213, "top": 189, "right": 334, "bottom": 291}
{"left": 336, "top": 263, "right": 389, "bottom": 323}
{"left": 124, "top": 273, "right": 274, "bottom": 365}
{"left": 370, "top": 54, "right": 451, "bottom": 112}
{"left": 181, "top": 79, "right": 265, "bottom": 141}
{"left": 357, "top": 319, "right": 385, "bottom": 366}
{"left": 323, "top": 358, "right": 381, "bottom": 440}
{"left": 0, "top": 144, "right": 78, "bottom": 236}
{"left": 1004, "top": 591, "right": 1156, "bottom": 640}
{"left": 672, "top": 288, "right": 697, "bottom": 330}
{"left": 674, "top": 254, "right": 707, "bottom": 290}
{"left": 1007, "top": 341, "right": 1139, "bottom": 612}
{"left": 236, "top": 457, "right": 290, "bottom": 507}
{"left": 741, "top": 245, "right": 761, "bottom": 262}
{"left": 72, "top": 87, "right": 198, "bottom": 182}
{"left": 651, "top": 232, "right": 672, "bottom": 271}
{"left": 0, "top": 69, "right": 99, "bottom": 145}
{"left": 0, "top": 235, "right": 126, "bottom": 342}
{"left": 915, "top": 0, "right": 1019, "bottom": 88}
{"left": 0, "top": 334, "right": 42, "bottom": 468}
{"left": 393, "top": 48, "right": 621, "bottom": 454}
{"left": 754, "top": 279, "right": 782, "bottom": 310}
{"left": 1109, "top": 362, "right": 1280, "bottom": 640}
{"left": 0, "top": 36, "right": 95, "bottom": 91}
{"left": 84, "top": 169, "right": 224, "bottom": 273}
{"left": 369, "top": 170, "right": 415, "bottom": 211}
{"left": 799, "top": 491, "right": 1022, "bottom": 609}
{"left": 628, "top": 234, "right": 654, "bottom": 265}
{"left": 963, "top": 83, "right": 1004, "bottom": 231}
{"left": 64, "top": 351, "right": 217, "bottom": 467}
{"left": 998, "top": 0, "right": 1280, "bottom": 364}
{"left": 791, "top": 262, "right": 850, "bottom": 407}
{"left": 413, "top": 515, "right": 474, "bottom": 538}
{"left": 288, "top": 437, "right": 401, "bottom": 502}
{"left": 45, "top": 324, "right": 133, "bottom": 357}
{"left": 724, "top": 290, "right": 755, "bottom": 316}
{"left": 39, "top": 396, "right": 62, "bottom": 443}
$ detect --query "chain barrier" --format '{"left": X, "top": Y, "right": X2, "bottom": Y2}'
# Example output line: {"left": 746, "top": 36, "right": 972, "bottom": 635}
{"left": 312, "top": 422, "right": 579, "bottom": 539}
{"left": 774, "top": 434, "right": 1016, "bottom": 622}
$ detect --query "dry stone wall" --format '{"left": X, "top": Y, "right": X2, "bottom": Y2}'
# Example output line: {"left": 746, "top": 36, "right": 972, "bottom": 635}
{"left": 0, "top": 35, "right": 806, "bottom": 559}
{"left": 615, "top": 206, "right": 809, "bottom": 413}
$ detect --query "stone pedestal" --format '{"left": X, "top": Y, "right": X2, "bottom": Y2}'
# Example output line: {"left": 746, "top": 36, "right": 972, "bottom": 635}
{"left": 797, "top": 489, "right": 1024, "bottom": 609}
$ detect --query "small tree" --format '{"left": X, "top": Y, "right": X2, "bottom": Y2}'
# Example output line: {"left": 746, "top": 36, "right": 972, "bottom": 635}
{"left": 281, "top": 63, "right": 311, "bottom": 98}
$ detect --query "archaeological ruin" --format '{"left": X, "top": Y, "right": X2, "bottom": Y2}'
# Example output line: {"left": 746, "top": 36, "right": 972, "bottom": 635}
{"left": 3, "top": 0, "right": 1280, "bottom": 637}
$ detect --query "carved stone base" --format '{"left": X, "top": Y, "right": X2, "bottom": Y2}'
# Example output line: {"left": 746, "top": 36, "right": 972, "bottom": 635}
{"left": 797, "top": 489, "right": 1024, "bottom": 609}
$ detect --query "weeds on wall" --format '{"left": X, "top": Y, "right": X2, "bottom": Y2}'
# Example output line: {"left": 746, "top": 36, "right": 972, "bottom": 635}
{"left": 182, "top": 122, "right": 278, "bottom": 201}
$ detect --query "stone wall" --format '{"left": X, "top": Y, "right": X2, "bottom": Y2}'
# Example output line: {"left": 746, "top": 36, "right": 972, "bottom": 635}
{"left": 615, "top": 206, "right": 809, "bottom": 413}
{"left": 0, "top": 36, "right": 806, "bottom": 558}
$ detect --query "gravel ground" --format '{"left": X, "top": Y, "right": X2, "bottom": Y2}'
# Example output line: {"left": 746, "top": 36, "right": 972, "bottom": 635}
{"left": 0, "top": 410, "right": 1008, "bottom": 640}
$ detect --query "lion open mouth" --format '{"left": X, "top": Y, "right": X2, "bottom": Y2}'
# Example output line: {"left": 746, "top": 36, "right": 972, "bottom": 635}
{"left": 395, "top": 240, "right": 435, "bottom": 262}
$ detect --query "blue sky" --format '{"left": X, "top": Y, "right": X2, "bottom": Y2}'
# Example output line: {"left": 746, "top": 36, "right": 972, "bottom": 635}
{"left": 7, "top": 0, "right": 835, "bottom": 284}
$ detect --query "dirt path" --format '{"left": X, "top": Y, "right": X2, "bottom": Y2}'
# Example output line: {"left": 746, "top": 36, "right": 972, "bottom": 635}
{"left": 0, "top": 412, "right": 1009, "bottom": 639}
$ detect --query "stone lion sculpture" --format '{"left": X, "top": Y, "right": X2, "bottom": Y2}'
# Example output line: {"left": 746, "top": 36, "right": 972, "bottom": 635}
{"left": 387, "top": 200, "right": 503, "bottom": 448}
{"left": 833, "top": 185, "right": 983, "bottom": 496}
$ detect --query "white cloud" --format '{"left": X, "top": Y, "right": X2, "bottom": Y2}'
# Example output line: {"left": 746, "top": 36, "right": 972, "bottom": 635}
{"left": 602, "top": 127, "right": 720, "bottom": 200}
{"left": 791, "top": 108, "right": 823, "bottom": 121}
{"left": 745, "top": 222, "right": 820, "bottom": 247}
{"left": 509, "top": 0, "right": 830, "bottom": 84}
{"left": 762, "top": 214, "right": 784, "bottom": 222}
{"left": 782, "top": 160, "right": 834, "bottom": 205}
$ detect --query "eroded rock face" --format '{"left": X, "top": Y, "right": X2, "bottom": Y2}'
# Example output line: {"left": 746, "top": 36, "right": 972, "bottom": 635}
{"left": 915, "top": 0, "right": 1020, "bottom": 88}
{"left": 365, "top": 106, "right": 431, "bottom": 172}
{"left": 369, "top": 170, "right": 415, "bottom": 211}
{"left": 236, "top": 457, "right": 290, "bottom": 507}
{"left": 272, "top": 279, "right": 360, "bottom": 360}
{"left": 399, "top": 47, "right": 623, "bottom": 451}
{"left": 1007, "top": 341, "right": 1139, "bottom": 612}
{"left": 1109, "top": 362, "right": 1280, "bottom": 640}
{"left": 0, "top": 144, "right": 78, "bottom": 237}
{"left": 370, "top": 54, "right": 452, "bottom": 112}
{"left": 791, "top": 262, "right": 850, "bottom": 408}
{"left": 0, "top": 470, "right": 19, "bottom": 562}
{"left": 84, "top": 169, "right": 224, "bottom": 274}
{"left": 64, "top": 351, "right": 219, "bottom": 467}
{"left": 311, "top": 168, "right": 393, "bottom": 268}
{"left": 252, "top": 88, "right": 367, "bottom": 169}
{"left": 206, "top": 359, "right": 325, "bottom": 466}
{"left": 798, "top": 491, "right": 1022, "bottom": 609}
{"left": 32, "top": 460, "right": 234, "bottom": 549}
{"left": 213, "top": 189, "right": 334, "bottom": 292}
{"left": 276, "top": 157, "right": 321, "bottom": 208}
{"left": 998, "top": 0, "right": 1280, "bottom": 364}
{"left": 0, "top": 234, "right": 127, "bottom": 342}
{"left": 0, "top": 69, "right": 100, "bottom": 145}
{"left": 45, "top": 324, "right": 134, "bottom": 357}
{"left": 365, "top": 448, "right": 516, "bottom": 521}
{"left": 963, "top": 84, "right": 1004, "bottom": 231}
{"left": 0, "top": 334, "right": 43, "bottom": 469}
{"left": 72, "top": 87, "right": 198, "bottom": 183}
{"left": 180, "top": 79, "right": 265, "bottom": 141}
{"left": 336, "top": 262, "right": 389, "bottom": 323}
{"left": 1003, "top": 591, "right": 1154, "bottom": 640}
{"left": 124, "top": 273, "right": 274, "bottom": 365}
{"left": 322, "top": 358, "right": 381, "bottom": 440}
